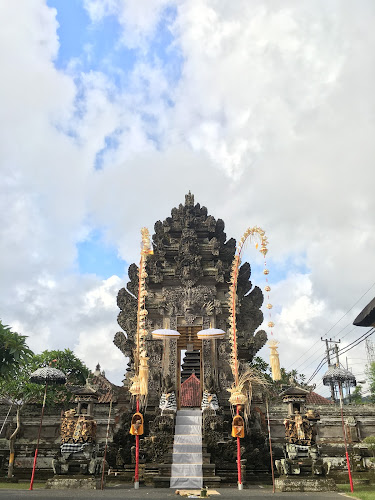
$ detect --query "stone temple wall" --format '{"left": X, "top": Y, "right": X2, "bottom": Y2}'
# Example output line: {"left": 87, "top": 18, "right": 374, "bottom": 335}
{"left": 0, "top": 401, "right": 120, "bottom": 479}
{"left": 1, "top": 400, "right": 375, "bottom": 479}
{"left": 268, "top": 402, "right": 375, "bottom": 480}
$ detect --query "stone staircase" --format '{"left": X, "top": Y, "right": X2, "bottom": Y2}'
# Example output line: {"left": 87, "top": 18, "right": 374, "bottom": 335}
{"left": 170, "top": 409, "right": 203, "bottom": 488}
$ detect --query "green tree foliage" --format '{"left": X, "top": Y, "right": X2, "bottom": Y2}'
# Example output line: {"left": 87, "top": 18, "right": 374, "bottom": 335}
{"left": 32, "top": 348, "right": 90, "bottom": 384}
{"left": 0, "top": 321, "right": 33, "bottom": 379}
{"left": 363, "top": 436, "right": 375, "bottom": 460}
{"left": 351, "top": 385, "right": 363, "bottom": 404}
{"left": 0, "top": 346, "right": 91, "bottom": 477}
{"left": 367, "top": 361, "right": 375, "bottom": 404}
{"left": 250, "top": 356, "right": 307, "bottom": 387}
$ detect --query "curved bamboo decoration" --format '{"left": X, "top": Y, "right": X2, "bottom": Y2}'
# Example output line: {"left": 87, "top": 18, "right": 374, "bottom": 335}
{"left": 228, "top": 226, "right": 271, "bottom": 390}
{"left": 129, "top": 228, "right": 153, "bottom": 403}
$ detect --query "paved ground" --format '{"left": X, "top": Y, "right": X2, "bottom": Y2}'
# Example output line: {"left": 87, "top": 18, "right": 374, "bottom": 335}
{"left": 0, "top": 485, "right": 350, "bottom": 500}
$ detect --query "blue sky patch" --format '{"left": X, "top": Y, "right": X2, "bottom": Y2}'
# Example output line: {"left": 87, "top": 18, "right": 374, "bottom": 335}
{"left": 48, "top": 0, "right": 137, "bottom": 77}
{"left": 248, "top": 253, "right": 310, "bottom": 291}
{"left": 77, "top": 229, "right": 126, "bottom": 278}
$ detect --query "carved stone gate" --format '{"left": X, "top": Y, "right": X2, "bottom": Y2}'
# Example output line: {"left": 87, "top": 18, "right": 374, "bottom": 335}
{"left": 114, "top": 192, "right": 267, "bottom": 410}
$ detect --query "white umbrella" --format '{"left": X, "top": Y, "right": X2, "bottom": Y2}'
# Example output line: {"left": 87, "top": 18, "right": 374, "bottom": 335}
{"left": 197, "top": 328, "right": 225, "bottom": 339}
{"left": 152, "top": 329, "right": 181, "bottom": 339}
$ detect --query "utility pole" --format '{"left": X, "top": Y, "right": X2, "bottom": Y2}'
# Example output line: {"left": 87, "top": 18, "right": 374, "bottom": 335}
{"left": 321, "top": 338, "right": 341, "bottom": 402}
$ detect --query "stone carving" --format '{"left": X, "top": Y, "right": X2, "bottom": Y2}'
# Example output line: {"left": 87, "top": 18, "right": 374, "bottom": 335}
{"left": 284, "top": 410, "right": 319, "bottom": 447}
{"left": 61, "top": 409, "right": 76, "bottom": 444}
{"left": 61, "top": 410, "right": 97, "bottom": 445}
{"left": 201, "top": 391, "right": 219, "bottom": 411}
{"left": 161, "top": 285, "right": 219, "bottom": 325}
{"left": 113, "top": 191, "right": 267, "bottom": 413}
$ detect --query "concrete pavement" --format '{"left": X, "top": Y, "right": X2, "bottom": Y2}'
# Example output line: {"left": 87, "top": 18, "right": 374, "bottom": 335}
{"left": 0, "top": 485, "right": 349, "bottom": 500}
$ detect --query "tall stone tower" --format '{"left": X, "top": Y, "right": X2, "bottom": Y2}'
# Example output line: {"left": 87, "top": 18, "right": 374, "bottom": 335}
{"left": 114, "top": 193, "right": 267, "bottom": 409}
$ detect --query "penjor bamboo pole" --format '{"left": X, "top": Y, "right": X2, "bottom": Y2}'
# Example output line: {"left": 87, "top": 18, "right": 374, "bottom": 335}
{"left": 29, "top": 383, "right": 48, "bottom": 490}
{"left": 101, "top": 399, "right": 113, "bottom": 490}
{"left": 236, "top": 405, "right": 242, "bottom": 490}
{"left": 134, "top": 399, "right": 140, "bottom": 489}
{"left": 266, "top": 399, "right": 275, "bottom": 494}
{"left": 231, "top": 256, "right": 242, "bottom": 489}
{"left": 134, "top": 247, "right": 144, "bottom": 490}
{"left": 338, "top": 382, "right": 354, "bottom": 493}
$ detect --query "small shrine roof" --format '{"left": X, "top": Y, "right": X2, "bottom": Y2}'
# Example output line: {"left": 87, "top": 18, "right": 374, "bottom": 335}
{"left": 306, "top": 391, "right": 334, "bottom": 405}
{"left": 74, "top": 385, "right": 99, "bottom": 396}
{"left": 353, "top": 296, "right": 375, "bottom": 327}
{"left": 279, "top": 385, "right": 310, "bottom": 397}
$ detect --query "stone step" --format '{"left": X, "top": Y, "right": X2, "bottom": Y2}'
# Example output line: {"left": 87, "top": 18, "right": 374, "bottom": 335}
{"left": 177, "top": 409, "right": 202, "bottom": 416}
{"left": 172, "top": 464, "right": 202, "bottom": 477}
{"left": 170, "top": 476, "right": 203, "bottom": 489}
{"left": 174, "top": 434, "right": 202, "bottom": 444}
{"left": 169, "top": 452, "right": 202, "bottom": 464}
{"left": 159, "top": 464, "right": 216, "bottom": 476}
{"left": 154, "top": 476, "right": 221, "bottom": 488}
{"left": 174, "top": 425, "right": 202, "bottom": 435}
{"left": 171, "top": 409, "right": 203, "bottom": 489}
{"left": 172, "top": 444, "right": 204, "bottom": 453}
{"left": 176, "top": 415, "right": 202, "bottom": 425}
{"left": 167, "top": 450, "right": 211, "bottom": 463}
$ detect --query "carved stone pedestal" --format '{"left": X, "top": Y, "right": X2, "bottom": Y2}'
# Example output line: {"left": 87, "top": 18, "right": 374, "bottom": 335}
{"left": 275, "top": 477, "right": 336, "bottom": 492}
{"left": 45, "top": 476, "right": 102, "bottom": 489}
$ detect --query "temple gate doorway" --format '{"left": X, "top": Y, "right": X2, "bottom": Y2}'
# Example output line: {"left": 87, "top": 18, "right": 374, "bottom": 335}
{"left": 177, "top": 325, "right": 202, "bottom": 408}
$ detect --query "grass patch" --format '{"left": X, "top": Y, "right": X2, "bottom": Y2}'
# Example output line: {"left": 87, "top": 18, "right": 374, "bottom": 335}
{"left": 337, "top": 483, "right": 375, "bottom": 500}
{"left": 0, "top": 481, "right": 45, "bottom": 489}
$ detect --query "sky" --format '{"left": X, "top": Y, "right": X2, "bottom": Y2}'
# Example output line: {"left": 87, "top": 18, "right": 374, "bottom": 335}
{"left": 1, "top": 0, "right": 375, "bottom": 396}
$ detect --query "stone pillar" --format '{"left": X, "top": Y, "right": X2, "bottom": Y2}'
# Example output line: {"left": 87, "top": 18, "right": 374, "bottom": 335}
{"left": 202, "top": 339, "right": 212, "bottom": 391}
{"left": 169, "top": 339, "right": 178, "bottom": 391}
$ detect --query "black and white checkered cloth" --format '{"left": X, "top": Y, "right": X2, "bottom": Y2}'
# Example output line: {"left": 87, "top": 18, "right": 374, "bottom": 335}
{"left": 60, "top": 443, "right": 86, "bottom": 454}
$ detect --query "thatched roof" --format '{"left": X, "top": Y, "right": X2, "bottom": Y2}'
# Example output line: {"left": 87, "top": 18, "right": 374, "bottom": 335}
{"left": 353, "top": 296, "right": 375, "bottom": 327}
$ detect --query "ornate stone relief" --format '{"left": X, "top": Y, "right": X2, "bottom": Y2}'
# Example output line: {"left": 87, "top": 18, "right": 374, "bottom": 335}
{"left": 114, "top": 193, "right": 267, "bottom": 403}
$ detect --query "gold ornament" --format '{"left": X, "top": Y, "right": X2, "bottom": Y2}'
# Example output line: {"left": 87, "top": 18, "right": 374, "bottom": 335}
{"left": 263, "top": 269, "right": 269, "bottom": 275}
{"left": 266, "top": 304, "right": 273, "bottom": 309}
{"left": 268, "top": 321, "right": 275, "bottom": 328}
{"left": 264, "top": 285, "right": 271, "bottom": 292}
{"left": 268, "top": 340, "right": 281, "bottom": 381}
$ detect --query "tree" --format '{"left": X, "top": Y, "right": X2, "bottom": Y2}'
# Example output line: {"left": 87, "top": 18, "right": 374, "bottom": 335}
{"left": 367, "top": 361, "right": 375, "bottom": 404}
{"left": 363, "top": 436, "right": 375, "bottom": 462}
{"left": 351, "top": 385, "right": 363, "bottom": 404}
{"left": 0, "top": 348, "right": 90, "bottom": 477}
{"left": 0, "top": 321, "right": 33, "bottom": 379}
{"left": 250, "top": 356, "right": 307, "bottom": 387}
{"left": 31, "top": 348, "right": 90, "bottom": 388}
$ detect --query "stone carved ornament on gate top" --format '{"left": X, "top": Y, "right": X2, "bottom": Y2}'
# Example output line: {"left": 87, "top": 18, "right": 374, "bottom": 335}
{"left": 113, "top": 193, "right": 268, "bottom": 396}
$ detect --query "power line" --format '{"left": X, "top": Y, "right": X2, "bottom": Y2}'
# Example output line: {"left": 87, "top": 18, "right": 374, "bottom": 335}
{"left": 306, "top": 357, "right": 327, "bottom": 385}
{"left": 336, "top": 328, "right": 373, "bottom": 354}
{"left": 338, "top": 329, "right": 374, "bottom": 357}
{"left": 292, "top": 345, "right": 326, "bottom": 374}
{"left": 285, "top": 281, "right": 375, "bottom": 371}
{"left": 306, "top": 329, "right": 374, "bottom": 388}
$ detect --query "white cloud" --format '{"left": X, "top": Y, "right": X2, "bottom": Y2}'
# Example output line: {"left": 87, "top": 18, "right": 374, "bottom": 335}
{"left": 83, "top": 0, "right": 172, "bottom": 50}
{"left": 1, "top": 0, "right": 375, "bottom": 392}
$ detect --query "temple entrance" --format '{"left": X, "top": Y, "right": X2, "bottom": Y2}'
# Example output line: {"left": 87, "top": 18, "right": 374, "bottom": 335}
{"left": 176, "top": 326, "right": 202, "bottom": 408}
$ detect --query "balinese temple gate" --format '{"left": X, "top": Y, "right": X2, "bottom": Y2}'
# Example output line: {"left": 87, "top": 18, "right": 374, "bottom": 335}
{"left": 113, "top": 193, "right": 270, "bottom": 486}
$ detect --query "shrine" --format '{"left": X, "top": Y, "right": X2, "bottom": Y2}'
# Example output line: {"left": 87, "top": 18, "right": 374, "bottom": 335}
{"left": 112, "top": 192, "right": 272, "bottom": 488}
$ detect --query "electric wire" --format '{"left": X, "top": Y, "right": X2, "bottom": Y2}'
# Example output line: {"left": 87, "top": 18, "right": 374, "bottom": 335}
{"left": 307, "top": 328, "right": 374, "bottom": 387}
{"left": 285, "top": 281, "right": 375, "bottom": 372}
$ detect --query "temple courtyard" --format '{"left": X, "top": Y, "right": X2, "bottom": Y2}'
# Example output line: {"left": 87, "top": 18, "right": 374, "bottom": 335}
{"left": 0, "top": 485, "right": 364, "bottom": 500}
